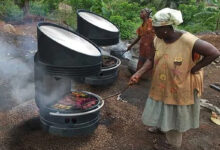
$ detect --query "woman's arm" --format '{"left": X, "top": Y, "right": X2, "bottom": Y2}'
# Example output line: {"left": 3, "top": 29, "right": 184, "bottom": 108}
{"left": 128, "top": 59, "right": 153, "bottom": 85}
{"left": 191, "top": 39, "right": 220, "bottom": 74}
{"left": 129, "top": 50, "right": 155, "bottom": 85}
{"left": 127, "top": 36, "right": 141, "bottom": 51}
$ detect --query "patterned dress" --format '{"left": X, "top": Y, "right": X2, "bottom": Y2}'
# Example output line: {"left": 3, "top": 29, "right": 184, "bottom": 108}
{"left": 136, "top": 18, "right": 155, "bottom": 70}
{"left": 142, "top": 32, "right": 203, "bottom": 132}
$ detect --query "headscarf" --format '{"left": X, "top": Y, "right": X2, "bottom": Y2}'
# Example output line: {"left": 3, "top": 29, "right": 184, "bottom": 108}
{"left": 152, "top": 8, "right": 183, "bottom": 27}
{"left": 143, "top": 8, "right": 152, "bottom": 14}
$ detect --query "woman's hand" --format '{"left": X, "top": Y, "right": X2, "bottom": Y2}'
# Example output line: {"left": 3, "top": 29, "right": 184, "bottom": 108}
{"left": 128, "top": 59, "right": 153, "bottom": 85}
{"left": 191, "top": 65, "right": 200, "bottom": 74}
{"left": 129, "top": 72, "right": 141, "bottom": 85}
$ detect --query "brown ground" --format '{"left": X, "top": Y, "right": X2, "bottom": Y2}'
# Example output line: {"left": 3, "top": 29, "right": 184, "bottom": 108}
{"left": 0, "top": 22, "right": 219, "bottom": 150}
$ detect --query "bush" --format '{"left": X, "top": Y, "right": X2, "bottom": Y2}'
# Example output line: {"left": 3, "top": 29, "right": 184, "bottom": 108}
{"left": 0, "top": 0, "right": 23, "bottom": 22}
{"left": 107, "top": 1, "right": 142, "bottom": 39}
{"left": 178, "top": 4, "right": 201, "bottom": 25}
{"left": 30, "top": 0, "right": 49, "bottom": 16}
{"left": 42, "top": 0, "right": 63, "bottom": 11}
{"left": 90, "top": 0, "right": 103, "bottom": 14}
{"left": 69, "top": 0, "right": 95, "bottom": 11}
{"left": 111, "top": 2, "right": 141, "bottom": 21}
{"left": 110, "top": 15, "right": 136, "bottom": 39}
{"left": 178, "top": 3, "right": 219, "bottom": 33}
{"left": 128, "top": 0, "right": 147, "bottom": 5}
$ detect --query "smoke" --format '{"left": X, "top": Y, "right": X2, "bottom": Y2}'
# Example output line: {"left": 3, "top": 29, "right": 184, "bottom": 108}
{"left": 0, "top": 32, "right": 37, "bottom": 108}
{"left": 101, "top": 39, "right": 134, "bottom": 60}
{"left": 101, "top": 39, "right": 128, "bottom": 54}
{"left": 34, "top": 66, "right": 71, "bottom": 107}
{"left": 0, "top": 31, "right": 72, "bottom": 110}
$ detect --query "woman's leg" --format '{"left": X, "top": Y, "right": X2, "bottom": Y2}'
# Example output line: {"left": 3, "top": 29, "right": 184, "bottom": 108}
{"left": 166, "top": 130, "right": 182, "bottom": 148}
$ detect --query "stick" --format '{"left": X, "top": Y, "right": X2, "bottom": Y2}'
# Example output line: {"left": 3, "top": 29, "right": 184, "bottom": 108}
{"left": 210, "top": 84, "right": 220, "bottom": 92}
{"left": 103, "top": 86, "right": 130, "bottom": 100}
{"left": 121, "top": 50, "right": 127, "bottom": 56}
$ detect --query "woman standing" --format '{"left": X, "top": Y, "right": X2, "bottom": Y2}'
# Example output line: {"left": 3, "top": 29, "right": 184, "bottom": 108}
{"left": 127, "top": 8, "right": 155, "bottom": 72}
{"left": 129, "top": 8, "right": 220, "bottom": 149}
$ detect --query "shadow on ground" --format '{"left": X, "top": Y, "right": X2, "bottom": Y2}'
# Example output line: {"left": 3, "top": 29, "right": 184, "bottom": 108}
{"left": 5, "top": 117, "right": 94, "bottom": 150}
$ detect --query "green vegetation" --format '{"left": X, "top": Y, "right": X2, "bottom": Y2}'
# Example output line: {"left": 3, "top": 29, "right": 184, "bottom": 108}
{"left": 178, "top": 0, "right": 220, "bottom": 33}
{"left": 0, "top": 0, "right": 23, "bottom": 22}
{"left": 0, "top": 0, "right": 219, "bottom": 39}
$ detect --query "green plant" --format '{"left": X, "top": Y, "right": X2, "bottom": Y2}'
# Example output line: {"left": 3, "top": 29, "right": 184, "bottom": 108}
{"left": 0, "top": 0, "right": 23, "bottom": 21}
{"left": 128, "top": 0, "right": 147, "bottom": 5}
{"left": 110, "top": 15, "right": 136, "bottom": 39}
{"left": 90, "top": 0, "right": 103, "bottom": 14}
{"left": 178, "top": 4, "right": 201, "bottom": 25}
{"left": 111, "top": 2, "right": 141, "bottom": 21}
{"left": 30, "top": 0, "right": 49, "bottom": 16}
{"left": 178, "top": 1, "right": 219, "bottom": 33}
{"left": 69, "top": 0, "right": 95, "bottom": 11}
{"left": 42, "top": 0, "right": 63, "bottom": 11}
{"left": 108, "top": 1, "right": 142, "bottom": 39}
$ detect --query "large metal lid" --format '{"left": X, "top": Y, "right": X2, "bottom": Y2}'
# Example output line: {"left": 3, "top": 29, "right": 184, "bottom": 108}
{"left": 37, "top": 22, "right": 102, "bottom": 68}
{"left": 77, "top": 10, "right": 120, "bottom": 46}
{"left": 39, "top": 25, "right": 101, "bottom": 57}
{"left": 78, "top": 11, "right": 119, "bottom": 33}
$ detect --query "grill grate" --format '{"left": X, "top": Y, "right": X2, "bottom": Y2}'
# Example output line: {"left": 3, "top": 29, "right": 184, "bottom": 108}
{"left": 46, "top": 91, "right": 100, "bottom": 113}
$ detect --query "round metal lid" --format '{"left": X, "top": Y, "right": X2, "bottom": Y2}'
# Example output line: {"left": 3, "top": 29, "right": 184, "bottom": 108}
{"left": 38, "top": 24, "right": 101, "bottom": 57}
{"left": 78, "top": 11, "right": 119, "bottom": 33}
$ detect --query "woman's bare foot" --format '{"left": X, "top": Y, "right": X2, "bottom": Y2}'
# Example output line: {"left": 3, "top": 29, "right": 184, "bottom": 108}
{"left": 153, "top": 139, "right": 179, "bottom": 150}
{"left": 148, "top": 127, "right": 164, "bottom": 134}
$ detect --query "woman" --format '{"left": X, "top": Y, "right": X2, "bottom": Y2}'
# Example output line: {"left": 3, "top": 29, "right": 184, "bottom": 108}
{"left": 127, "top": 8, "right": 155, "bottom": 72}
{"left": 129, "top": 8, "right": 220, "bottom": 149}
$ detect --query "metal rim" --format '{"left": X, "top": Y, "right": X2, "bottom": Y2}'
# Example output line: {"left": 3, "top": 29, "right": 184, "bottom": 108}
{"left": 40, "top": 116, "right": 99, "bottom": 130}
{"left": 45, "top": 90, "right": 103, "bottom": 114}
{"left": 35, "top": 52, "right": 102, "bottom": 69}
{"left": 101, "top": 55, "right": 121, "bottom": 71}
{"left": 49, "top": 99, "right": 104, "bottom": 117}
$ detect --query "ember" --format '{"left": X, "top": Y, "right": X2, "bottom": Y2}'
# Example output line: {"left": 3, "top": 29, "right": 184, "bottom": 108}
{"left": 51, "top": 91, "right": 99, "bottom": 111}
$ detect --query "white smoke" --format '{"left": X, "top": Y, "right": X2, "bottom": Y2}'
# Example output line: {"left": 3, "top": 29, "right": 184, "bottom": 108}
{"left": 0, "top": 33, "right": 36, "bottom": 105}
{"left": 101, "top": 39, "right": 136, "bottom": 60}
{"left": 101, "top": 40, "right": 128, "bottom": 56}
{"left": 0, "top": 32, "right": 71, "bottom": 109}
